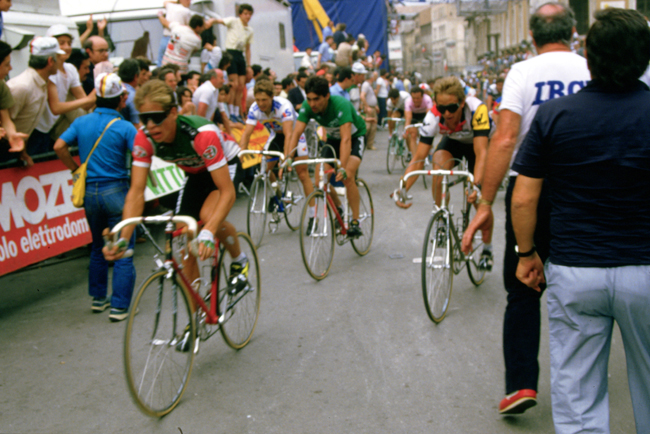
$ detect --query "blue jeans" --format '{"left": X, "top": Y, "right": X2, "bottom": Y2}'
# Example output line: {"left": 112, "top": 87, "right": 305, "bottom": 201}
{"left": 84, "top": 180, "right": 135, "bottom": 309}
{"left": 157, "top": 36, "right": 170, "bottom": 67}
{"left": 546, "top": 263, "right": 650, "bottom": 434}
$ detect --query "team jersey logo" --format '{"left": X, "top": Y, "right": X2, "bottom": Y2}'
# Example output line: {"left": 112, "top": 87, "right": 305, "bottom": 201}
{"left": 283, "top": 108, "right": 292, "bottom": 118}
{"left": 338, "top": 111, "right": 343, "bottom": 118}
{"left": 133, "top": 146, "right": 149, "bottom": 158}
{"left": 202, "top": 145, "right": 218, "bottom": 161}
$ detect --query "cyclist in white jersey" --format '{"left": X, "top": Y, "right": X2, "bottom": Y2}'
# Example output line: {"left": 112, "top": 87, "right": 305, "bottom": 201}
{"left": 239, "top": 79, "right": 312, "bottom": 208}
{"left": 403, "top": 87, "right": 433, "bottom": 155}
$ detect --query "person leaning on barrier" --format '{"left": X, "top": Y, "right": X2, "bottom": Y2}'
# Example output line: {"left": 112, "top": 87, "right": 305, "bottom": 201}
{"left": 0, "top": 40, "right": 29, "bottom": 164}
{"left": 8, "top": 37, "right": 64, "bottom": 162}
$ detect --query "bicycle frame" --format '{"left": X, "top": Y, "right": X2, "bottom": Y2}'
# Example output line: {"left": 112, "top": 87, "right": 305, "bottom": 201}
{"left": 292, "top": 157, "right": 348, "bottom": 235}
{"left": 107, "top": 216, "right": 225, "bottom": 326}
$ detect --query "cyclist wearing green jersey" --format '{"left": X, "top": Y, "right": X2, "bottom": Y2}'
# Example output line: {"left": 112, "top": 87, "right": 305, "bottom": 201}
{"left": 287, "top": 76, "right": 367, "bottom": 237}
{"left": 104, "top": 80, "right": 247, "bottom": 286}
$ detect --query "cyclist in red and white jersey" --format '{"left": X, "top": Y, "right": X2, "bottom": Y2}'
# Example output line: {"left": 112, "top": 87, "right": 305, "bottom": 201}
{"left": 104, "top": 79, "right": 247, "bottom": 286}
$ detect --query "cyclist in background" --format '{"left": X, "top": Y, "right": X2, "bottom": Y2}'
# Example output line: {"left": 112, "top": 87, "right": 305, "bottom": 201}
{"left": 287, "top": 76, "right": 366, "bottom": 238}
{"left": 239, "top": 78, "right": 312, "bottom": 213}
{"left": 386, "top": 88, "right": 410, "bottom": 136}
{"left": 104, "top": 79, "right": 247, "bottom": 286}
{"left": 395, "top": 76, "right": 494, "bottom": 268}
{"left": 403, "top": 86, "right": 433, "bottom": 156}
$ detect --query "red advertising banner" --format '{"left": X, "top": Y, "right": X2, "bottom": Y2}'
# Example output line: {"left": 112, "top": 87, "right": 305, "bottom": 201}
{"left": 0, "top": 158, "right": 92, "bottom": 276}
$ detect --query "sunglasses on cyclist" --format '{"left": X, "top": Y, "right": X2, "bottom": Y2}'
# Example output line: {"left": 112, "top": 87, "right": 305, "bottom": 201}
{"left": 437, "top": 103, "right": 461, "bottom": 115}
{"left": 139, "top": 111, "right": 170, "bottom": 126}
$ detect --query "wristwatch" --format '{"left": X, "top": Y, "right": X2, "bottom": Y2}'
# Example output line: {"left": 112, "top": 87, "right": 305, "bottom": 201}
{"left": 515, "top": 245, "right": 536, "bottom": 257}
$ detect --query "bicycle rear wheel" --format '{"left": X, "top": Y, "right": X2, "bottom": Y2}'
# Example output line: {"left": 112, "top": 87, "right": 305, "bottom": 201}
{"left": 351, "top": 179, "right": 374, "bottom": 256}
{"left": 283, "top": 170, "right": 305, "bottom": 231}
{"left": 247, "top": 176, "right": 268, "bottom": 248}
{"left": 124, "top": 270, "right": 195, "bottom": 417}
{"left": 299, "top": 190, "right": 335, "bottom": 280}
{"left": 218, "top": 232, "right": 261, "bottom": 349}
{"left": 465, "top": 204, "right": 487, "bottom": 286}
{"left": 422, "top": 210, "right": 454, "bottom": 323}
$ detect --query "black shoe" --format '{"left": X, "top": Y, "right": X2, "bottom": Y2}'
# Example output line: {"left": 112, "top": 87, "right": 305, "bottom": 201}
{"left": 479, "top": 250, "right": 493, "bottom": 271}
{"left": 306, "top": 217, "right": 317, "bottom": 236}
{"left": 347, "top": 219, "right": 362, "bottom": 238}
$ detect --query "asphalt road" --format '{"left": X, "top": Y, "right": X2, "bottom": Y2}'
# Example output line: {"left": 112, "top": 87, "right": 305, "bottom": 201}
{"left": 0, "top": 129, "right": 636, "bottom": 433}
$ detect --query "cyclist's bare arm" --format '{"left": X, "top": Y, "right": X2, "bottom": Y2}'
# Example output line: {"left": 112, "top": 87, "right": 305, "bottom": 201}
{"left": 239, "top": 122, "right": 256, "bottom": 150}
{"left": 404, "top": 110, "right": 413, "bottom": 127}
{"left": 287, "top": 120, "right": 307, "bottom": 160}
{"left": 282, "top": 119, "right": 294, "bottom": 156}
{"left": 338, "top": 122, "right": 352, "bottom": 172}
{"left": 103, "top": 165, "right": 148, "bottom": 261}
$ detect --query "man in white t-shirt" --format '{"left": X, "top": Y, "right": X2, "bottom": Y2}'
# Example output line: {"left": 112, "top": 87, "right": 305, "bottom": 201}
{"left": 360, "top": 72, "right": 378, "bottom": 150}
{"left": 29, "top": 24, "right": 96, "bottom": 153}
{"left": 375, "top": 69, "right": 390, "bottom": 126}
{"left": 162, "top": 15, "right": 213, "bottom": 75}
{"left": 157, "top": 0, "right": 192, "bottom": 67}
{"left": 193, "top": 68, "right": 224, "bottom": 121}
{"left": 461, "top": 2, "right": 590, "bottom": 416}
{"left": 215, "top": 3, "right": 254, "bottom": 123}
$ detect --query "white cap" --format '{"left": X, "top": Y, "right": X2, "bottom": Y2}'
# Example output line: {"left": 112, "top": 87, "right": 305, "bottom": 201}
{"left": 95, "top": 73, "right": 127, "bottom": 98}
{"left": 46, "top": 24, "right": 73, "bottom": 39}
{"left": 419, "top": 83, "right": 430, "bottom": 91}
{"left": 29, "top": 37, "right": 66, "bottom": 57}
{"left": 351, "top": 62, "right": 367, "bottom": 74}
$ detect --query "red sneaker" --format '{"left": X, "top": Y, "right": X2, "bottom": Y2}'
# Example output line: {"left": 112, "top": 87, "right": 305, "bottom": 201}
{"left": 499, "top": 389, "right": 537, "bottom": 415}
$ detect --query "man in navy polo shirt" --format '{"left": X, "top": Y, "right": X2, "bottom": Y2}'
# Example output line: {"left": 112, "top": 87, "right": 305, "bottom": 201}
{"left": 54, "top": 73, "right": 138, "bottom": 322}
{"left": 512, "top": 9, "right": 650, "bottom": 433}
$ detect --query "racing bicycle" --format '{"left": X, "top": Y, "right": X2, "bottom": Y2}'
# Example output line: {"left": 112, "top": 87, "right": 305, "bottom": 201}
{"left": 241, "top": 149, "right": 305, "bottom": 247}
{"left": 104, "top": 215, "right": 260, "bottom": 416}
{"left": 396, "top": 162, "right": 488, "bottom": 323}
{"left": 293, "top": 156, "right": 374, "bottom": 280}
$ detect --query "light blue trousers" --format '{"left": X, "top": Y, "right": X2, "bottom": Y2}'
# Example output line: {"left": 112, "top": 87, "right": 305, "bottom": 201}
{"left": 546, "top": 262, "right": 650, "bottom": 434}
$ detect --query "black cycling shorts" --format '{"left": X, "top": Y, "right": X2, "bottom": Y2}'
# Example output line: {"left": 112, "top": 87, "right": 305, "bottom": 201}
{"left": 434, "top": 136, "right": 476, "bottom": 173}
{"left": 321, "top": 135, "right": 365, "bottom": 161}
{"left": 226, "top": 49, "right": 247, "bottom": 76}
{"left": 175, "top": 170, "right": 218, "bottom": 220}
{"left": 412, "top": 112, "right": 427, "bottom": 123}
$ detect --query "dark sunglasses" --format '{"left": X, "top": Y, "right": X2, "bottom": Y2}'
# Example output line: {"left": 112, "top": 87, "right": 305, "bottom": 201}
{"left": 437, "top": 103, "right": 460, "bottom": 114}
{"left": 139, "top": 111, "right": 170, "bottom": 126}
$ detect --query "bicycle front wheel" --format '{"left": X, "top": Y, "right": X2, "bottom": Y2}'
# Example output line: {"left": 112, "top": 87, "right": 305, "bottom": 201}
{"left": 218, "top": 232, "right": 261, "bottom": 349}
{"left": 386, "top": 136, "right": 399, "bottom": 174}
{"left": 422, "top": 210, "right": 454, "bottom": 323}
{"left": 351, "top": 178, "right": 374, "bottom": 256}
{"left": 124, "top": 270, "right": 196, "bottom": 417}
{"left": 283, "top": 170, "right": 305, "bottom": 231}
{"left": 299, "top": 190, "right": 335, "bottom": 280}
{"left": 247, "top": 176, "right": 268, "bottom": 248}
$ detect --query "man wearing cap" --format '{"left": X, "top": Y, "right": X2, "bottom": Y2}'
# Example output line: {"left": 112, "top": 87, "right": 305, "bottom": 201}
{"left": 349, "top": 62, "right": 367, "bottom": 112}
{"left": 54, "top": 73, "right": 138, "bottom": 323}
{"left": 29, "top": 25, "right": 96, "bottom": 154}
{"left": 8, "top": 37, "right": 64, "bottom": 157}
{"left": 82, "top": 35, "right": 110, "bottom": 96}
